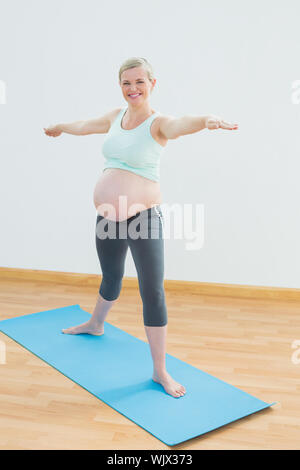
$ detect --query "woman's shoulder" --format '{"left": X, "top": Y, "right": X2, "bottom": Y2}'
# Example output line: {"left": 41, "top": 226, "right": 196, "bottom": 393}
{"left": 154, "top": 112, "right": 176, "bottom": 123}
{"left": 153, "top": 112, "right": 179, "bottom": 142}
{"left": 111, "top": 107, "right": 124, "bottom": 119}
{"left": 150, "top": 112, "right": 176, "bottom": 146}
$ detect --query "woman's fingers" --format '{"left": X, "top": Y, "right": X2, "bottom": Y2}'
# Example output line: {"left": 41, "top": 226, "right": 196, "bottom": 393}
{"left": 207, "top": 117, "right": 238, "bottom": 130}
{"left": 43, "top": 126, "right": 61, "bottom": 137}
{"left": 220, "top": 120, "right": 238, "bottom": 130}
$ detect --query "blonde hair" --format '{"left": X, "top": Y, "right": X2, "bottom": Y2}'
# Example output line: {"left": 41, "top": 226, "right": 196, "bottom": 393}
{"left": 119, "top": 57, "right": 154, "bottom": 85}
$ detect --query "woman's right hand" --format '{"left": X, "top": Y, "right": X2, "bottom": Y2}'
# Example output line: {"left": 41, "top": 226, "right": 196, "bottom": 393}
{"left": 43, "top": 124, "right": 63, "bottom": 137}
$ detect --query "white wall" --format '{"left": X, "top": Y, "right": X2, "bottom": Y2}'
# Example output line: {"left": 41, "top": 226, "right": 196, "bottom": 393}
{"left": 1, "top": 0, "right": 299, "bottom": 288}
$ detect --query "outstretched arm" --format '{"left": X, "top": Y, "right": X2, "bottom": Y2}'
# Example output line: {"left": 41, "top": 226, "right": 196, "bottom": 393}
{"left": 159, "top": 114, "right": 238, "bottom": 139}
{"left": 43, "top": 107, "right": 122, "bottom": 137}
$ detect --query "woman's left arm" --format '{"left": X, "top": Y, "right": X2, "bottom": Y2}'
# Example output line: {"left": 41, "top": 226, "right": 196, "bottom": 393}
{"left": 159, "top": 114, "right": 238, "bottom": 139}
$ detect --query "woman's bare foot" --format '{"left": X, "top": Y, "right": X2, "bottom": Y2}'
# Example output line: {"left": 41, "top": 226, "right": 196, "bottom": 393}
{"left": 152, "top": 371, "right": 186, "bottom": 398}
{"left": 62, "top": 320, "right": 104, "bottom": 336}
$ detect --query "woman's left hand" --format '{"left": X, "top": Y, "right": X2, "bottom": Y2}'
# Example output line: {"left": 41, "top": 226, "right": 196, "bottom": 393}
{"left": 206, "top": 115, "right": 238, "bottom": 131}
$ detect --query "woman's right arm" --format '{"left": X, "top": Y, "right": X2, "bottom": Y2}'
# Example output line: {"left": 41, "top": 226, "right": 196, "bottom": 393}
{"left": 43, "top": 107, "right": 122, "bottom": 137}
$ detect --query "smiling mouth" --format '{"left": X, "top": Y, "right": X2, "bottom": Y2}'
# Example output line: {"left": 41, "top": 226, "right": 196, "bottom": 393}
{"left": 128, "top": 93, "right": 142, "bottom": 98}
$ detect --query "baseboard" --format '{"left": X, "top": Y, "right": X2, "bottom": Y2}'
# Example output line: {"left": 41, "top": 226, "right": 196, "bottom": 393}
{"left": 1, "top": 267, "right": 299, "bottom": 301}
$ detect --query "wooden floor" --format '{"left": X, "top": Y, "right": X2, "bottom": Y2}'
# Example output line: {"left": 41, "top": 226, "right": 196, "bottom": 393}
{"left": 0, "top": 276, "right": 299, "bottom": 450}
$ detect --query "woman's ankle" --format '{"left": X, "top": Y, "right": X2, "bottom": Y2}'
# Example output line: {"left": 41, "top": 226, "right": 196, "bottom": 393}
{"left": 153, "top": 367, "right": 168, "bottom": 378}
{"left": 88, "top": 318, "right": 104, "bottom": 329}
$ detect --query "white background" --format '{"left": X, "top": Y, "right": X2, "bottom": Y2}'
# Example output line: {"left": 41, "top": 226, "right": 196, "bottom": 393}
{"left": 0, "top": 0, "right": 299, "bottom": 288}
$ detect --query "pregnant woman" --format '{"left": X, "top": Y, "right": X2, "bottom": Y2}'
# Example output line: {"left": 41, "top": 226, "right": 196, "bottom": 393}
{"left": 44, "top": 57, "right": 238, "bottom": 398}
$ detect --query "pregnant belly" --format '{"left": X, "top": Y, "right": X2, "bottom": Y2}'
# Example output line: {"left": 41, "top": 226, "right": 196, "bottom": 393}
{"left": 93, "top": 168, "right": 162, "bottom": 221}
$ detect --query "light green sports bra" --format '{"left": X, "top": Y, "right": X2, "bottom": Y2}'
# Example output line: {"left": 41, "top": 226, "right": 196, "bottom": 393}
{"left": 102, "top": 107, "right": 165, "bottom": 182}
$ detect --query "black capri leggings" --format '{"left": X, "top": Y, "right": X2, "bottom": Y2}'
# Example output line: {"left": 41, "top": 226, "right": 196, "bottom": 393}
{"left": 95, "top": 205, "right": 167, "bottom": 327}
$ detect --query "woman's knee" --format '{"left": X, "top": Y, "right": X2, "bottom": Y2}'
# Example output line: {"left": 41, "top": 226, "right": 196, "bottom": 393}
{"left": 99, "top": 274, "right": 123, "bottom": 301}
{"left": 141, "top": 286, "right": 168, "bottom": 326}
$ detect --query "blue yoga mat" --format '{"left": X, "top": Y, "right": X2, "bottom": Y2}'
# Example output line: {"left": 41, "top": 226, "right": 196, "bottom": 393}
{"left": 0, "top": 304, "right": 276, "bottom": 446}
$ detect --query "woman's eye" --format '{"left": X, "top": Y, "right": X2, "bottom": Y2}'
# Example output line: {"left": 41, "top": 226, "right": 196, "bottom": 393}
{"left": 124, "top": 82, "right": 144, "bottom": 84}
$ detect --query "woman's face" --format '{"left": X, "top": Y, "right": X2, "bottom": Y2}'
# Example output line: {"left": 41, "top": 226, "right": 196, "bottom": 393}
{"left": 120, "top": 66, "right": 156, "bottom": 107}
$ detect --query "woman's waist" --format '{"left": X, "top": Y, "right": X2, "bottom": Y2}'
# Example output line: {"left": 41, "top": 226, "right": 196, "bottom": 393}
{"left": 94, "top": 190, "right": 162, "bottom": 212}
{"left": 95, "top": 198, "right": 162, "bottom": 221}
